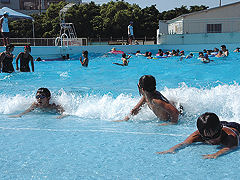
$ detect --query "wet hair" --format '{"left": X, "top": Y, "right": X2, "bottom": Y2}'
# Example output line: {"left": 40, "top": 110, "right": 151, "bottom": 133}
{"left": 82, "top": 50, "right": 88, "bottom": 56}
{"left": 122, "top": 53, "right": 127, "bottom": 58}
{"left": 145, "top": 51, "right": 149, "bottom": 57}
{"left": 36, "top": 88, "right": 51, "bottom": 98}
{"left": 148, "top": 52, "right": 152, "bottom": 56}
{"left": 221, "top": 45, "right": 226, "bottom": 49}
{"left": 136, "top": 50, "right": 140, "bottom": 53}
{"left": 6, "top": 44, "right": 14, "bottom": 51}
{"left": 139, "top": 75, "right": 156, "bottom": 92}
{"left": 197, "top": 112, "right": 222, "bottom": 136}
{"left": 25, "top": 45, "right": 31, "bottom": 52}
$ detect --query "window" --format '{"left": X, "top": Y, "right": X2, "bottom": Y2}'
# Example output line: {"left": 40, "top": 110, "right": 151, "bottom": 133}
{"left": 207, "top": 24, "right": 222, "bottom": 33}
{"left": 1, "top": 0, "right": 10, "bottom": 3}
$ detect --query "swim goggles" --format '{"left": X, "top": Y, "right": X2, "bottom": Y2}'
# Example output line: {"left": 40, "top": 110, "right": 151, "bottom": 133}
{"left": 36, "top": 94, "right": 46, "bottom": 99}
{"left": 200, "top": 125, "right": 223, "bottom": 141}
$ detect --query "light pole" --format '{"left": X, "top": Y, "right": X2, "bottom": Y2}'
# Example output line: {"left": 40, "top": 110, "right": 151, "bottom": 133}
{"left": 219, "top": 0, "right": 222, "bottom": 7}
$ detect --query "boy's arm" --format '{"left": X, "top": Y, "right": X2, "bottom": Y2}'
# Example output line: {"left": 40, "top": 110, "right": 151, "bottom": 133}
{"left": 202, "top": 147, "right": 235, "bottom": 159}
{"left": 157, "top": 130, "right": 201, "bottom": 154}
{"left": 203, "top": 132, "right": 238, "bottom": 159}
{"left": 9, "top": 103, "right": 37, "bottom": 118}
{"left": 79, "top": 57, "right": 83, "bottom": 65}
{"left": 15, "top": 53, "right": 21, "bottom": 70}
{"left": 30, "top": 55, "right": 34, "bottom": 72}
{"left": 52, "top": 104, "right": 66, "bottom": 119}
{"left": 0, "top": 53, "right": 3, "bottom": 72}
{"left": 114, "top": 96, "right": 146, "bottom": 122}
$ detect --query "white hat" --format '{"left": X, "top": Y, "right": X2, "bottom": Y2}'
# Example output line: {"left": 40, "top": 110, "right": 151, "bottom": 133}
{"left": 3, "top": 12, "right": 9, "bottom": 16}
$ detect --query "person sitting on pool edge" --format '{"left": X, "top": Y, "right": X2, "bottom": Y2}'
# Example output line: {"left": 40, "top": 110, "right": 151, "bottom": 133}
{"left": 157, "top": 112, "right": 240, "bottom": 159}
{"left": 115, "top": 75, "right": 180, "bottom": 125}
{"left": 113, "top": 53, "right": 131, "bottom": 66}
{"left": 9, "top": 88, "right": 65, "bottom": 119}
{"left": 80, "top": 50, "right": 89, "bottom": 67}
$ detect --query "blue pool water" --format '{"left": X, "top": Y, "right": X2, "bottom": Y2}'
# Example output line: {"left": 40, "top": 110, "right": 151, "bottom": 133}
{"left": 1, "top": 51, "right": 240, "bottom": 179}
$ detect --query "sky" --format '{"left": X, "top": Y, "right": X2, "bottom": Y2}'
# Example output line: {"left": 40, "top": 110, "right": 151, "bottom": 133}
{"left": 82, "top": 0, "right": 240, "bottom": 11}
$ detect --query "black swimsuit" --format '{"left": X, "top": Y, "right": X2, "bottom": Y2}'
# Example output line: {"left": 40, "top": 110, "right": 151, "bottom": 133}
{"left": 1, "top": 52, "right": 14, "bottom": 73}
{"left": 221, "top": 121, "right": 240, "bottom": 135}
{"left": 19, "top": 53, "right": 31, "bottom": 72}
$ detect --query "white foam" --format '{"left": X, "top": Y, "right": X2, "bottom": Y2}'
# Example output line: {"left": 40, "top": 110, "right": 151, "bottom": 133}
{"left": 2, "top": 83, "right": 240, "bottom": 122}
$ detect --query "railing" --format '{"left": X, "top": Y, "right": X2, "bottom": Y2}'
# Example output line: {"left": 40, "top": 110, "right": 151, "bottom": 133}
{"left": 0, "top": 38, "right": 87, "bottom": 46}
{"left": 0, "top": 37, "right": 156, "bottom": 46}
{"left": 87, "top": 37, "right": 157, "bottom": 45}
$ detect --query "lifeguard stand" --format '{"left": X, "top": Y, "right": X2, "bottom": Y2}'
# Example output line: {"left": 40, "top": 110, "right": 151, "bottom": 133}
{"left": 55, "top": 3, "right": 77, "bottom": 47}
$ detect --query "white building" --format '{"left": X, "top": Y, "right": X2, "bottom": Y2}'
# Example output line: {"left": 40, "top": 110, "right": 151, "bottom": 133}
{"left": 157, "top": 1, "right": 240, "bottom": 45}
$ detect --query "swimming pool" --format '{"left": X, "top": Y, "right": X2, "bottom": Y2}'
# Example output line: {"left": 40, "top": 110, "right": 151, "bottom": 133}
{"left": 1, "top": 51, "right": 240, "bottom": 179}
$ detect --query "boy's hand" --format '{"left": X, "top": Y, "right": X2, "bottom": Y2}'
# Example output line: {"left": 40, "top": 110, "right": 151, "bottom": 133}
{"left": 9, "top": 115, "right": 21, "bottom": 118}
{"left": 156, "top": 149, "right": 175, "bottom": 154}
{"left": 202, "top": 153, "right": 218, "bottom": 159}
{"left": 113, "top": 116, "right": 130, "bottom": 122}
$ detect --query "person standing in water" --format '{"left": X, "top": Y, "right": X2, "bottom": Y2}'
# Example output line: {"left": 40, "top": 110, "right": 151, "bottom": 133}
{"left": 15, "top": 45, "right": 34, "bottom": 72}
{"left": 115, "top": 75, "right": 180, "bottom": 125}
{"left": 0, "top": 44, "right": 14, "bottom": 73}
{"left": 80, "top": 50, "right": 89, "bottom": 67}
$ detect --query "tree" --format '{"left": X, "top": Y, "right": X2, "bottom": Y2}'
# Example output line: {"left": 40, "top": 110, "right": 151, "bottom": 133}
{"left": 8, "top": 2, "right": 209, "bottom": 39}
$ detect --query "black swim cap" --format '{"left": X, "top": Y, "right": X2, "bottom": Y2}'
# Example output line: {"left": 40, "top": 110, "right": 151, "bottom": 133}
{"left": 197, "top": 112, "right": 222, "bottom": 135}
{"left": 36, "top": 88, "right": 51, "bottom": 98}
{"left": 139, "top": 75, "right": 156, "bottom": 92}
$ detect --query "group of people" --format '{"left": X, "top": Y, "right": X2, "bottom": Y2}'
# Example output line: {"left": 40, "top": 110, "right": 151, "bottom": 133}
{"left": 0, "top": 44, "right": 34, "bottom": 73}
{"left": 8, "top": 74, "right": 240, "bottom": 159}
{"left": 1, "top": 42, "right": 239, "bottom": 159}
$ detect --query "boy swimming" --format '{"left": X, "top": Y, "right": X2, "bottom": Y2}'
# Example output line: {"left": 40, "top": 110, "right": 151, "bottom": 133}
{"left": 113, "top": 53, "right": 131, "bottom": 66}
{"left": 9, "top": 88, "right": 65, "bottom": 119}
{"left": 157, "top": 112, "right": 240, "bottom": 159}
{"left": 115, "top": 75, "right": 180, "bottom": 125}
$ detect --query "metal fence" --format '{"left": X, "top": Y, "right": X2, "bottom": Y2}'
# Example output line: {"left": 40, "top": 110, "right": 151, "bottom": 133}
{"left": 0, "top": 37, "right": 156, "bottom": 46}
{"left": 87, "top": 37, "right": 157, "bottom": 45}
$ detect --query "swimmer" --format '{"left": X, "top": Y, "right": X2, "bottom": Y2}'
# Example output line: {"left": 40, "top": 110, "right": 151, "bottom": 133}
{"left": 157, "top": 112, "right": 240, "bottom": 159}
{"left": 147, "top": 52, "right": 153, "bottom": 59}
{"left": 215, "top": 50, "right": 224, "bottom": 57}
{"left": 199, "top": 52, "right": 211, "bottom": 63}
{"left": 221, "top": 45, "right": 229, "bottom": 56}
{"left": 186, "top": 53, "right": 193, "bottom": 59}
{"left": 233, "top": 48, "right": 240, "bottom": 52}
{"left": 9, "top": 88, "right": 65, "bottom": 119}
{"left": 0, "top": 44, "right": 15, "bottom": 73}
{"left": 115, "top": 75, "right": 180, "bottom": 125}
{"left": 16, "top": 45, "right": 34, "bottom": 72}
{"left": 135, "top": 50, "right": 143, "bottom": 56}
{"left": 80, "top": 50, "right": 89, "bottom": 67}
{"left": 113, "top": 53, "right": 131, "bottom": 66}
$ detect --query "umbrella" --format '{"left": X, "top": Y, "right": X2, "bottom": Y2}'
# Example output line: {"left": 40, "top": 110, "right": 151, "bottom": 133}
{"left": 0, "top": 7, "right": 35, "bottom": 38}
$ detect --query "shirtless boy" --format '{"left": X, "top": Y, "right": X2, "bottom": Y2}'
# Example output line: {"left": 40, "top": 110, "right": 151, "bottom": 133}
{"left": 157, "top": 112, "right": 240, "bottom": 159}
{"left": 115, "top": 75, "right": 180, "bottom": 125}
{"left": 9, "top": 88, "right": 65, "bottom": 119}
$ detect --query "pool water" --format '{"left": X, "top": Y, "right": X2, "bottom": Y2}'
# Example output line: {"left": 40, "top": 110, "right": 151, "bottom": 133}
{"left": 1, "top": 51, "right": 240, "bottom": 179}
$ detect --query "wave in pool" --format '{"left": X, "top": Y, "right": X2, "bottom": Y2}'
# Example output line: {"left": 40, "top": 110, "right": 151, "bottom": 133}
{"left": 1, "top": 83, "right": 240, "bottom": 123}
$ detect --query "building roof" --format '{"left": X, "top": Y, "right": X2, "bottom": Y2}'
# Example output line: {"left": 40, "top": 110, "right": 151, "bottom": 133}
{"left": 167, "top": 1, "right": 240, "bottom": 23}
